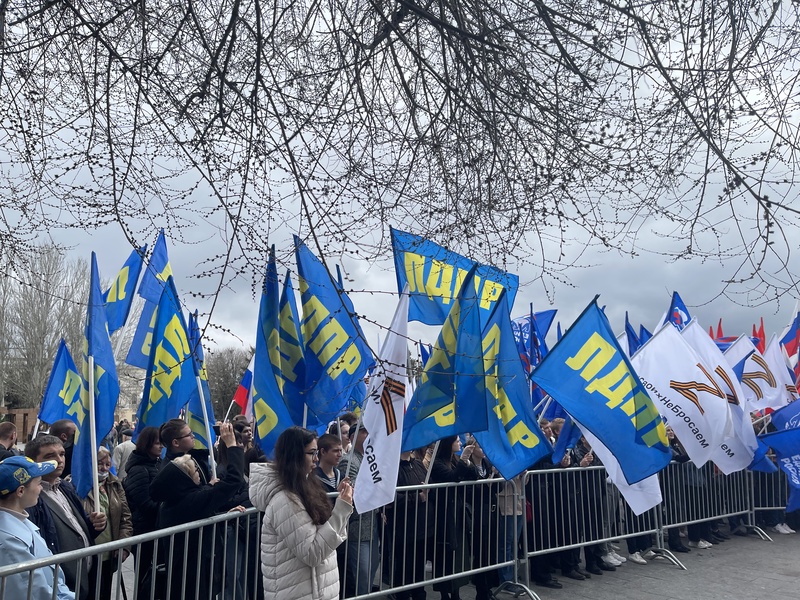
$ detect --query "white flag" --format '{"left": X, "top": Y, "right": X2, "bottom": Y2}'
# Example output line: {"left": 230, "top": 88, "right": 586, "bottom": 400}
{"left": 764, "top": 334, "right": 798, "bottom": 407}
{"left": 632, "top": 324, "right": 729, "bottom": 468}
{"left": 681, "top": 321, "right": 755, "bottom": 473}
{"left": 354, "top": 288, "right": 410, "bottom": 514}
{"left": 725, "top": 336, "right": 783, "bottom": 411}
{"left": 576, "top": 420, "right": 662, "bottom": 515}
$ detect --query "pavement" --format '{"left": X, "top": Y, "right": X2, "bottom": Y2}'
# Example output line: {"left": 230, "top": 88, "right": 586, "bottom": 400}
{"left": 379, "top": 529, "right": 800, "bottom": 600}
{"left": 111, "top": 526, "right": 799, "bottom": 600}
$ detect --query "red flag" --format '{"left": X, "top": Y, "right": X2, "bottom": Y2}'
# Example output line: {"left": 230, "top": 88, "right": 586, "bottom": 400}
{"left": 708, "top": 326, "right": 714, "bottom": 338}
{"left": 756, "top": 317, "right": 766, "bottom": 353}
{"left": 716, "top": 318, "right": 723, "bottom": 339}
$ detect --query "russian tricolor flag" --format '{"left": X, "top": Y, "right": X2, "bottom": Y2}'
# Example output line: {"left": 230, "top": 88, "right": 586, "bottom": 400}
{"left": 233, "top": 355, "right": 255, "bottom": 419}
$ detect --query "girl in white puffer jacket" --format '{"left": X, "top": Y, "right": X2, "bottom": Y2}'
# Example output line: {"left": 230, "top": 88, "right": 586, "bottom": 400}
{"left": 250, "top": 426, "right": 354, "bottom": 600}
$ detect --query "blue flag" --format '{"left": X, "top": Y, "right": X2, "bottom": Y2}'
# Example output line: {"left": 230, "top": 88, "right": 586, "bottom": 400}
{"left": 137, "top": 230, "right": 172, "bottom": 303}
{"left": 531, "top": 299, "right": 671, "bottom": 484}
{"left": 639, "top": 324, "right": 653, "bottom": 344}
{"left": 474, "top": 291, "right": 551, "bottom": 480}
{"left": 276, "top": 270, "right": 309, "bottom": 428}
{"left": 391, "top": 227, "right": 519, "bottom": 326}
{"left": 551, "top": 414, "right": 582, "bottom": 464}
{"left": 295, "top": 237, "right": 373, "bottom": 426}
{"left": 253, "top": 252, "right": 295, "bottom": 457}
{"left": 759, "top": 427, "right": 800, "bottom": 504}
{"left": 39, "top": 339, "right": 82, "bottom": 426}
{"left": 402, "top": 267, "right": 489, "bottom": 451}
{"left": 185, "top": 311, "right": 216, "bottom": 449}
{"left": 771, "top": 401, "right": 800, "bottom": 431}
{"left": 134, "top": 277, "right": 196, "bottom": 438}
{"left": 125, "top": 300, "right": 157, "bottom": 369}
{"left": 625, "top": 312, "right": 641, "bottom": 356}
{"left": 419, "top": 341, "right": 431, "bottom": 367}
{"left": 74, "top": 253, "right": 121, "bottom": 499}
{"left": 748, "top": 438, "right": 778, "bottom": 473}
{"left": 664, "top": 291, "right": 692, "bottom": 331}
{"left": 103, "top": 246, "right": 146, "bottom": 335}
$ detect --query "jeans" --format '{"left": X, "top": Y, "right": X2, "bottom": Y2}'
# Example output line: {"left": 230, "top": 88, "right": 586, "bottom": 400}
{"left": 345, "top": 530, "right": 379, "bottom": 596}
{"left": 499, "top": 514, "right": 523, "bottom": 583}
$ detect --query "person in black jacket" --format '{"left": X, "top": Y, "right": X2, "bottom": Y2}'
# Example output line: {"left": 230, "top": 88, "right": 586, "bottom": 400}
{"left": 429, "top": 436, "right": 478, "bottom": 600}
{"left": 158, "top": 418, "right": 212, "bottom": 481}
{"left": 149, "top": 422, "right": 246, "bottom": 600}
{"left": 122, "top": 426, "right": 163, "bottom": 600}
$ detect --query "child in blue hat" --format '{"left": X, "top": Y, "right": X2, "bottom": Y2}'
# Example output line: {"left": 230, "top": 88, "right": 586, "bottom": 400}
{"left": 0, "top": 455, "right": 75, "bottom": 600}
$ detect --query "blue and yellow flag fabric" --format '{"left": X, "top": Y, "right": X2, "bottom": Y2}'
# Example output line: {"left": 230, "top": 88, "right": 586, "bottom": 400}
{"left": 185, "top": 310, "right": 216, "bottom": 450}
{"left": 39, "top": 339, "right": 82, "bottom": 426}
{"left": 125, "top": 300, "right": 157, "bottom": 369}
{"left": 474, "top": 291, "right": 551, "bottom": 480}
{"left": 295, "top": 237, "right": 373, "bottom": 427}
{"left": 73, "top": 253, "right": 121, "bottom": 499}
{"left": 137, "top": 230, "right": 172, "bottom": 303}
{"left": 134, "top": 277, "right": 196, "bottom": 439}
{"left": 391, "top": 227, "right": 519, "bottom": 327}
{"left": 402, "top": 267, "right": 489, "bottom": 451}
{"left": 531, "top": 299, "right": 671, "bottom": 485}
{"left": 277, "top": 270, "right": 308, "bottom": 428}
{"left": 253, "top": 251, "right": 295, "bottom": 457}
{"left": 103, "top": 246, "right": 146, "bottom": 335}
{"left": 126, "top": 232, "right": 172, "bottom": 368}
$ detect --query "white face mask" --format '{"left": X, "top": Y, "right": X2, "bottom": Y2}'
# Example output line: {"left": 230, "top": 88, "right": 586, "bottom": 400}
{"left": 97, "top": 471, "right": 110, "bottom": 482}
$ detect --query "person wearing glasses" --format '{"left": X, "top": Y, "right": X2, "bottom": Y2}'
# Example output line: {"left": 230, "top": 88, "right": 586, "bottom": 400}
{"left": 250, "top": 426, "right": 353, "bottom": 600}
{"left": 158, "top": 419, "right": 211, "bottom": 482}
{"left": 149, "top": 422, "right": 246, "bottom": 600}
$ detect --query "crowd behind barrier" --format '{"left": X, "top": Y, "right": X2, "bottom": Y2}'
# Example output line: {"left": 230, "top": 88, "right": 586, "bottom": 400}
{"left": 0, "top": 461, "right": 792, "bottom": 600}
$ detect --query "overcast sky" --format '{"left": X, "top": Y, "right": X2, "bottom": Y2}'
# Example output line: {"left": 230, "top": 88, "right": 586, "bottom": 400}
{"left": 52, "top": 216, "right": 799, "bottom": 360}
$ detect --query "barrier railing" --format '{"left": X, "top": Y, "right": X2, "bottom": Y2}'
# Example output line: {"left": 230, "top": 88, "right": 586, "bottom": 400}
{"left": 0, "top": 462, "right": 787, "bottom": 600}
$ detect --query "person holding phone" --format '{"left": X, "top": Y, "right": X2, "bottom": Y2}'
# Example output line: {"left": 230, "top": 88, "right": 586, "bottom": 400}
{"left": 250, "top": 426, "right": 353, "bottom": 600}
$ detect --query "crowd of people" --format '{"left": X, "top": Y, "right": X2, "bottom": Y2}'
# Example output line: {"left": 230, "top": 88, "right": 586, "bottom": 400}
{"left": 0, "top": 413, "right": 794, "bottom": 600}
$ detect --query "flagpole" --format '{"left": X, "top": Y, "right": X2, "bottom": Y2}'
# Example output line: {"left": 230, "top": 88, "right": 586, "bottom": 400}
{"left": 222, "top": 399, "right": 238, "bottom": 422}
{"left": 195, "top": 375, "right": 218, "bottom": 480}
{"left": 423, "top": 440, "right": 440, "bottom": 485}
{"left": 88, "top": 355, "right": 101, "bottom": 513}
{"left": 32, "top": 419, "right": 42, "bottom": 440}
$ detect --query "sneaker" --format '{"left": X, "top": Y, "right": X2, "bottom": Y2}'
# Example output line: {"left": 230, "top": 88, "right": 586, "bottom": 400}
{"left": 611, "top": 551, "right": 627, "bottom": 564}
{"left": 781, "top": 523, "right": 796, "bottom": 534}
{"left": 688, "top": 540, "right": 712, "bottom": 549}
{"left": 628, "top": 552, "right": 647, "bottom": 565}
{"left": 773, "top": 524, "right": 792, "bottom": 535}
{"left": 642, "top": 550, "right": 657, "bottom": 560}
{"left": 602, "top": 553, "right": 621, "bottom": 566}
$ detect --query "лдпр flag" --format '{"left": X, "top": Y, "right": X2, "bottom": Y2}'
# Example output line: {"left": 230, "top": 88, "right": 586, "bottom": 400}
{"left": 252, "top": 253, "right": 295, "bottom": 458}
{"left": 103, "top": 246, "right": 146, "bottom": 335}
{"left": 354, "top": 287, "right": 410, "bottom": 513}
{"left": 475, "top": 290, "right": 551, "bottom": 480}
{"left": 134, "top": 277, "right": 196, "bottom": 438}
{"left": 531, "top": 299, "right": 670, "bottom": 485}
{"left": 39, "top": 339, "right": 82, "bottom": 426}
{"left": 402, "top": 266, "right": 489, "bottom": 451}
{"left": 391, "top": 227, "right": 519, "bottom": 327}
{"left": 185, "top": 310, "right": 216, "bottom": 451}
{"left": 73, "top": 253, "right": 121, "bottom": 499}
{"left": 277, "top": 269, "right": 308, "bottom": 428}
{"left": 295, "top": 237, "right": 373, "bottom": 428}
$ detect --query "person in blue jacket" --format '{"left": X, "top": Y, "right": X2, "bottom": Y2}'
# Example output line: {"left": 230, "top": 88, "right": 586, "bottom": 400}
{"left": 0, "top": 455, "right": 75, "bottom": 600}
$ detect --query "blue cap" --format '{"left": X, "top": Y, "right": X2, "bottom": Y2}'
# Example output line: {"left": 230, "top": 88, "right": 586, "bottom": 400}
{"left": 0, "top": 456, "right": 57, "bottom": 495}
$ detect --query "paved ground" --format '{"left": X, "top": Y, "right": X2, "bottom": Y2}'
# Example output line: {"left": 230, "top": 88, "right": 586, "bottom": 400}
{"left": 446, "top": 530, "right": 800, "bottom": 600}
{"left": 112, "top": 527, "right": 799, "bottom": 600}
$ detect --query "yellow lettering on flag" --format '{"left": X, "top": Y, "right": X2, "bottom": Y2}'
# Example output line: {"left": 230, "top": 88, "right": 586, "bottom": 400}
{"left": 106, "top": 267, "right": 129, "bottom": 302}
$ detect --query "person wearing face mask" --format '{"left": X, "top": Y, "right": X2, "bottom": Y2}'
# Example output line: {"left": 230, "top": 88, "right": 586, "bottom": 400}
{"left": 81, "top": 446, "right": 133, "bottom": 600}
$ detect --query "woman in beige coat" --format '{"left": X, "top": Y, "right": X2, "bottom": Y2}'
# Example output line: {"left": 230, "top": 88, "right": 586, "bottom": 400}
{"left": 250, "top": 426, "right": 353, "bottom": 600}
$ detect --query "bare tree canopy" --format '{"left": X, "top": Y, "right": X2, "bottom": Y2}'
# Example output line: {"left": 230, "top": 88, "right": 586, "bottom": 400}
{"left": 2, "top": 0, "right": 799, "bottom": 304}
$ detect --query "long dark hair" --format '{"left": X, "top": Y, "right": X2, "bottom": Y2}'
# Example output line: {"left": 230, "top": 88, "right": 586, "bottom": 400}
{"left": 135, "top": 426, "right": 161, "bottom": 455}
{"left": 435, "top": 435, "right": 458, "bottom": 465}
{"left": 274, "top": 427, "right": 332, "bottom": 525}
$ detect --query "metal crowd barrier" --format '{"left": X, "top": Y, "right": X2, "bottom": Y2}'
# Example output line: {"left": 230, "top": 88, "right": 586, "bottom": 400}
{"left": 1, "top": 462, "right": 788, "bottom": 600}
